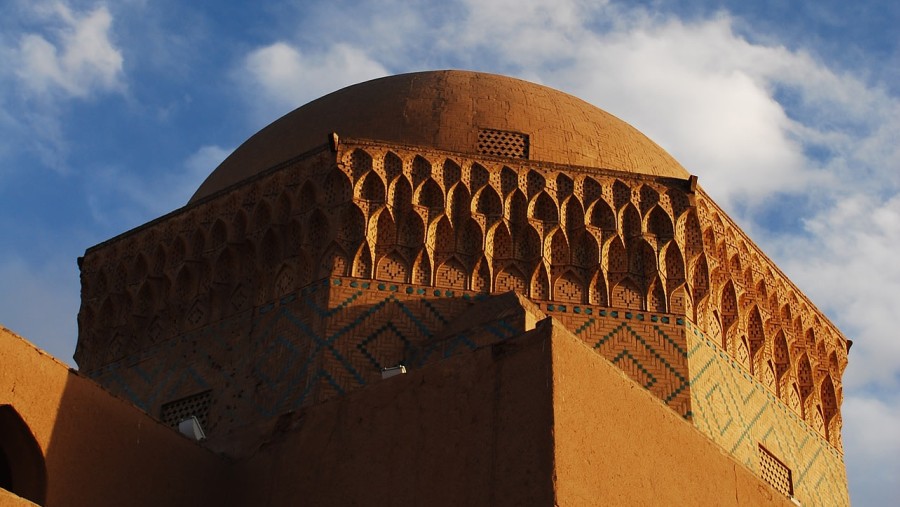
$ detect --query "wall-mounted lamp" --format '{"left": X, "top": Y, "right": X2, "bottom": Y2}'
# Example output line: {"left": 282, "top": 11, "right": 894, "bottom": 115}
{"left": 177, "top": 416, "right": 206, "bottom": 441}
{"left": 381, "top": 365, "right": 407, "bottom": 379}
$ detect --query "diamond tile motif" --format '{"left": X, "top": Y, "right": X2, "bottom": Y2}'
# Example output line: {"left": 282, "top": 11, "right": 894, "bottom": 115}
{"left": 686, "top": 322, "right": 848, "bottom": 507}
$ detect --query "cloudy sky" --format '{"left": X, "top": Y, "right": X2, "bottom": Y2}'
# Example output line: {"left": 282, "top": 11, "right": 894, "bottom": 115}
{"left": 1, "top": 0, "right": 897, "bottom": 503}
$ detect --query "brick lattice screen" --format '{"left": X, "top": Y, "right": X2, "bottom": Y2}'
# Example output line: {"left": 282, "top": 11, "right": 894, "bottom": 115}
{"left": 477, "top": 129, "right": 529, "bottom": 159}
{"left": 161, "top": 390, "right": 212, "bottom": 428}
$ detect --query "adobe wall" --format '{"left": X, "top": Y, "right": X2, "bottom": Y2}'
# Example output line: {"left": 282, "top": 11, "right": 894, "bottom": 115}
{"left": 0, "top": 487, "right": 39, "bottom": 506}
{"left": 228, "top": 323, "right": 557, "bottom": 507}
{"left": 547, "top": 319, "right": 794, "bottom": 506}
{"left": 0, "top": 326, "right": 228, "bottom": 507}
{"left": 230, "top": 318, "right": 799, "bottom": 506}
{"left": 685, "top": 321, "right": 850, "bottom": 506}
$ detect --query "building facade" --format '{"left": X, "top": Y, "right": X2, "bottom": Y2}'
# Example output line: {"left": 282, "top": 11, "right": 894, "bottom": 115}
{"left": 2, "top": 71, "right": 849, "bottom": 506}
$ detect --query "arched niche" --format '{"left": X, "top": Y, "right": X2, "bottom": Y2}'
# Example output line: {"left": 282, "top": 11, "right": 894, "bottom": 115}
{"left": 0, "top": 405, "right": 46, "bottom": 505}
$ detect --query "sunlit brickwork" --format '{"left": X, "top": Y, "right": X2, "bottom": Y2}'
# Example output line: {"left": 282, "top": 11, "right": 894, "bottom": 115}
{"left": 74, "top": 71, "right": 850, "bottom": 505}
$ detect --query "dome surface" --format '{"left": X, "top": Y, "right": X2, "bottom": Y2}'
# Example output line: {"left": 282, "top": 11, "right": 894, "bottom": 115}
{"left": 190, "top": 70, "right": 689, "bottom": 202}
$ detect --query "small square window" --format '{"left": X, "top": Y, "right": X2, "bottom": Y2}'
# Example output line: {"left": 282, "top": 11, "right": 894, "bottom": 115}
{"left": 758, "top": 444, "right": 793, "bottom": 497}
{"left": 160, "top": 390, "right": 212, "bottom": 430}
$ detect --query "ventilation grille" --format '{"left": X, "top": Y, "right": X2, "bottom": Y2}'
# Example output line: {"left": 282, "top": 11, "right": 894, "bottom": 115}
{"left": 160, "top": 390, "right": 212, "bottom": 429}
{"left": 759, "top": 445, "right": 793, "bottom": 497}
{"left": 477, "top": 129, "right": 529, "bottom": 159}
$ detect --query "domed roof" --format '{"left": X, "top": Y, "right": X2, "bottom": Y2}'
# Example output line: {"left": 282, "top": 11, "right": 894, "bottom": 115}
{"left": 190, "top": 70, "right": 689, "bottom": 203}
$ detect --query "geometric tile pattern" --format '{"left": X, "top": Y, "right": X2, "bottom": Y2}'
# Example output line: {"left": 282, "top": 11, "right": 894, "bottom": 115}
{"left": 686, "top": 321, "right": 849, "bottom": 506}
{"left": 88, "top": 276, "right": 697, "bottom": 446}
{"left": 544, "top": 305, "right": 691, "bottom": 418}
{"left": 87, "top": 278, "right": 519, "bottom": 439}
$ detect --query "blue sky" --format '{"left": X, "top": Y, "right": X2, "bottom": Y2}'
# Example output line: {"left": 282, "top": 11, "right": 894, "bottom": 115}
{"left": 1, "top": 1, "right": 898, "bottom": 504}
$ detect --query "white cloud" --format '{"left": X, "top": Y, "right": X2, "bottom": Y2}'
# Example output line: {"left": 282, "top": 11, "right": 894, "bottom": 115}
{"left": 776, "top": 193, "right": 900, "bottom": 391}
{"left": 14, "top": 2, "right": 124, "bottom": 99}
{"left": 248, "top": 1, "right": 841, "bottom": 208}
{"left": 547, "top": 17, "right": 817, "bottom": 208}
{"left": 185, "top": 144, "right": 230, "bottom": 183}
{"left": 0, "top": 1, "right": 126, "bottom": 175}
{"left": 842, "top": 393, "right": 900, "bottom": 504}
{"left": 240, "top": 42, "right": 388, "bottom": 123}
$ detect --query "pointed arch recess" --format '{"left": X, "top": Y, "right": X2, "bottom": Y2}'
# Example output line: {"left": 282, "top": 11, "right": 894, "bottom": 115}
{"left": 459, "top": 218, "right": 483, "bottom": 257}
{"left": 507, "top": 190, "right": 527, "bottom": 225}
{"left": 376, "top": 251, "right": 408, "bottom": 283}
{"left": 620, "top": 204, "right": 641, "bottom": 239}
{"left": 562, "top": 196, "right": 585, "bottom": 234}
{"left": 647, "top": 206, "right": 674, "bottom": 239}
{"left": 748, "top": 307, "right": 765, "bottom": 373}
{"left": 495, "top": 264, "right": 527, "bottom": 295}
{"left": 475, "top": 186, "right": 502, "bottom": 218}
{"left": 359, "top": 171, "right": 386, "bottom": 202}
{"left": 531, "top": 192, "right": 558, "bottom": 223}
{"left": 647, "top": 277, "right": 666, "bottom": 313}
{"left": 436, "top": 257, "right": 466, "bottom": 289}
{"left": 384, "top": 151, "right": 403, "bottom": 182}
{"left": 773, "top": 330, "right": 790, "bottom": 397}
{"left": 611, "top": 277, "right": 643, "bottom": 310}
{"left": 489, "top": 223, "right": 513, "bottom": 262}
{"left": 390, "top": 175, "right": 413, "bottom": 212}
{"left": 589, "top": 199, "right": 616, "bottom": 232}
{"left": 416, "top": 178, "right": 444, "bottom": 210}
{"left": 448, "top": 183, "right": 471, "bottom": 227}
{"left": 554, "top": 270, "right": 584, "bottom": 304}
{"left": 548, "top": 228, "right": 570, "bottom": 266}
{"left": 590, "top": 271, "right": 609, "bottom": 306}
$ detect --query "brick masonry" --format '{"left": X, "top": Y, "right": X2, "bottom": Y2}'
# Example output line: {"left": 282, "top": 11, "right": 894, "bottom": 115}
{"left": 686, "top": 320, "right": 849, "bottom": 506}
{"left": 76, "top": 134, "right": 850, "bottom": 500}
{"left": 85, "top": 277, "right": 686, "bottom": 444}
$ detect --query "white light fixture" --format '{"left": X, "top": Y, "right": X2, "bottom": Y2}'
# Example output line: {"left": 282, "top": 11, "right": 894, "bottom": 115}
{"left": 381, "top": 365, "right": 407, "bottom": 379}
{"left": 177, "top": 416, "right": 206, "bottom": 441}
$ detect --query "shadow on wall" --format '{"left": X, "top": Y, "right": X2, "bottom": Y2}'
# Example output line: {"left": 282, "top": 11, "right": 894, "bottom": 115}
{"left": 0, "top": 327, "right": 231, "bottom": 507}
{"left": 0, "top": 405, "right": 46, "bottom": 505}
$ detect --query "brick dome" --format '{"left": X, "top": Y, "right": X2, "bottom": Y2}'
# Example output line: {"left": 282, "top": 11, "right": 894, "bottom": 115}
{"left": 190, "top": 70, "right": 689, "bottom": 202}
